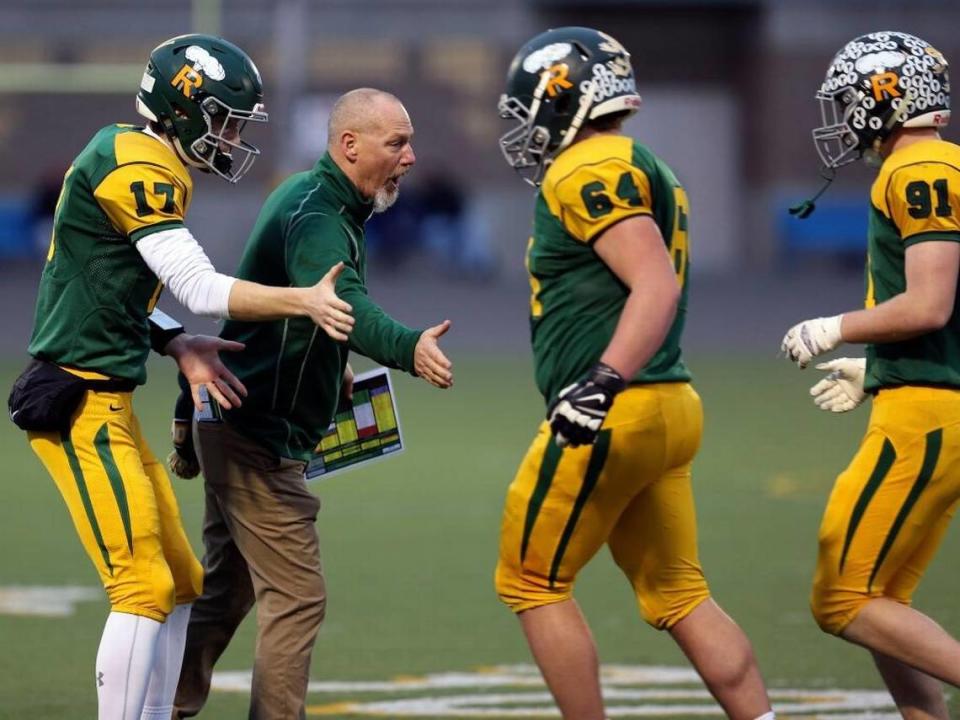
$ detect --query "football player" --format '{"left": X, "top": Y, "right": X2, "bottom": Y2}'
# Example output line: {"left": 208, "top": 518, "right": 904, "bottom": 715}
{"left": 782, "top": 31, "right": 960, "bottom": 717}
{"left": 495, "top": 27, "right": 774, "bottom": 720}
{"left": 15, "top": 34, "right": 352, "bottom": 720}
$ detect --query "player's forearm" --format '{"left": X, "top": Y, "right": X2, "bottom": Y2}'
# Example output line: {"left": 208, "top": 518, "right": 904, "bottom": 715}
{"left": 600, "top": 284, "right": 679, "bottom": 379}
{"left": 841, "top": 291, "right": 952, "bottom": 344}
{"left": 226, "top": 279, "right": 310, "bottom": 321}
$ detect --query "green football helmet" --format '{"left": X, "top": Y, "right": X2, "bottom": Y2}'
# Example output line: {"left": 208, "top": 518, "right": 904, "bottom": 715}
{"left": 499, "top": 27, "right": 641, "bottom": 185}
{"left": 135, "top": 34, "right": 268, "bottom": 183}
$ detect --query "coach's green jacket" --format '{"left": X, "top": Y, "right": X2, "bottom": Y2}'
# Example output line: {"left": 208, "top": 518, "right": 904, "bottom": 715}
{"left": 219, "top": 152, "right": 421, "bottom": 461}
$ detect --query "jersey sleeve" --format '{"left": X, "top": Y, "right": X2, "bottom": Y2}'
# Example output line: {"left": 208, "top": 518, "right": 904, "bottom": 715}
{"left": 548, "top": 157, "right": 653, "bottom": 243}
{"left": 286, "top": 213, "right": 421, "bottom": 373}
{"left": 93, "top": 162, "right": 189, "bottom": 243}
{"left": 885, "top": 162, "right": 960, "bottom": 246}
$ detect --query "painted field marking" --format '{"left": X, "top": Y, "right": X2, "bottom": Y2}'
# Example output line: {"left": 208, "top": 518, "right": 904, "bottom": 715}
{"left": 210, "top": 664, "right": 899, "bottom": 718}
{"left": 0, "top": 585, "right": 101, "bottom": 617}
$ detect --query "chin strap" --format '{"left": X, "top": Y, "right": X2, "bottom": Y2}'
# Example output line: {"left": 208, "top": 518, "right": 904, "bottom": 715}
{"left": 789, "top": 166, "right": 836, "bottom": 219}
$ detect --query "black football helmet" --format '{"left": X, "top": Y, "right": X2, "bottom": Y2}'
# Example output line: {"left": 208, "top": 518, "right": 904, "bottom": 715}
{"left": 814, "top": 31, "right": 950, "bottom": 169}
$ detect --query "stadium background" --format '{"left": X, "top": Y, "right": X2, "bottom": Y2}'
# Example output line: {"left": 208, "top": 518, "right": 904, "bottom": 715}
{"left": 2, "top": 1, "right": 960, "bottom": 717}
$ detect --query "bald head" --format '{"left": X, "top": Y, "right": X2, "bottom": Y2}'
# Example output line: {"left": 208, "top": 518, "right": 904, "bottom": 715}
{"left": 327, "top": 88, "right": 404, "bottom": 149}
{"left": 326, "top": 87, "right": 416, "bottom": 212}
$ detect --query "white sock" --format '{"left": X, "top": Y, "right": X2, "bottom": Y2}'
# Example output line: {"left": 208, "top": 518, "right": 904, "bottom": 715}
{"left": 140, "top": 603, "right": 192, "bottom": 720}
{"left": 96, "top": 611, "right": 162, "bottom": 720}
{"left": 753, "top": 713, "right": 776, "bottom": 720}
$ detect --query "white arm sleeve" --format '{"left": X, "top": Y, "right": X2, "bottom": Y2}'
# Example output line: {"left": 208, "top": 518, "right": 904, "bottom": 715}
{"left": 136, "top": 227, "right": 236, "bottom": 319}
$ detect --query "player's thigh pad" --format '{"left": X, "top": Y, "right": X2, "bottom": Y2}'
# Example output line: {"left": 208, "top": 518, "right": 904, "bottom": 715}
{"left": 608, "top": 466, "right": 710, "bottom": 629}
{"left": 29, "top": 390, "right": 177, "bottom": 621}
{"left": 495, "top": 384, "right": 693, "bottom": 612}
{"left": 811, "top": 386, "right": 960, "bottom": 635}
{"left": 133, "top": 412, "right": 203, "bottom": 604}
{"left": 607, "top": 384, "right": 708, "bottom": 629}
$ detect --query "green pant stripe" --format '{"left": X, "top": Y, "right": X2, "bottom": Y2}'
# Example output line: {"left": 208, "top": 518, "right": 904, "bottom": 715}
{"left": 548, "top": 429, "right": 612, "bottom": 588}
{"left": 520, "top": 438, "right": 563, "bottom": 563}
{"left": 868, "top": 428, "right": 943, "bottom": 591}
{"left": 94, "top": 423, "right": 133, "bottom": 554}
{"left": 62, "top": 433, "right": 113, "bottom": 575}
{"left": 840, "top": 438, "right": 897, "bottom": 574}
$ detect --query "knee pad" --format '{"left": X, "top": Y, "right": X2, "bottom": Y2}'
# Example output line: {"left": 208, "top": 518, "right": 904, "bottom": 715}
{"left": 639, "top": 586, "right": 711, "bottom": 630}
{"left": 494, "top": 561, "right": 571, "bottom": 613}
{"left": 810, "top": 582, "right": 869, "bottom": 635}
{"left": 108, "top": 569, "right": 176, "bottom": 622}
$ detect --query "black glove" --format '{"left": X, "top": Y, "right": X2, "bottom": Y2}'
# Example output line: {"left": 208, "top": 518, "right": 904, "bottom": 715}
{"left": 167, "top": 376, "right": 200, "bottom": 479}
{"left": 547, "top": 362, "right": 626, "bottom": 448}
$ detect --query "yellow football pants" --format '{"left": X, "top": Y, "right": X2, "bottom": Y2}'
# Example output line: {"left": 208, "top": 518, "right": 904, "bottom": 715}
{"left": 495, "top": 382, "right": 711, "bottom": 629}
{"left": 812, "top": 386, "right": 960, "bottom": 635}
{"left": 28, "top": 387, "right": 202, "bottom": 622}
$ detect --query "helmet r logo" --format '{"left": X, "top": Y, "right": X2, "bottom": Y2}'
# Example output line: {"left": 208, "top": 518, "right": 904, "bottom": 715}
{"left": 171, "top": 64, "right": 203, "bottom": 98}
{"left": 543, "top": 63, "right": 573, "bottom": 98}
{"left": 870, "top": 72, "right": 901, "bottom": 102}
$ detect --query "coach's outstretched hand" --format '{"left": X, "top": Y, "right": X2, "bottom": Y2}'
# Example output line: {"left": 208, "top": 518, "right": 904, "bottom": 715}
{"left": 414, "top": 320, "right": 453, "bottom": 389}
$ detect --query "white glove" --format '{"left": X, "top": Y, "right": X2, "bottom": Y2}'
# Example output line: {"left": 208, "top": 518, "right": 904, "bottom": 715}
{"left": 781, "top": 315, "right": 844, "bottom": 368}
{"left": 810, "top": 357, "right": 867, "bottom": 413}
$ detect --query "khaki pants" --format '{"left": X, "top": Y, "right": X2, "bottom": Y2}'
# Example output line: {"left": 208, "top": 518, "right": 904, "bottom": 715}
{"left": 174, "top": 419, "right": 325, "bottom": 720}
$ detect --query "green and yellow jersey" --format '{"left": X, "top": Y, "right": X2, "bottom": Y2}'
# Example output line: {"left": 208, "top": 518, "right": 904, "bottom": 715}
{"left": 527, "top": 134, "right": 691, "bottom": 405}
{"left": 28, "top": 124, "right": 193, "bottom": 385}
{"left": 864, "top": 139, "right": 960, "bottom": 392}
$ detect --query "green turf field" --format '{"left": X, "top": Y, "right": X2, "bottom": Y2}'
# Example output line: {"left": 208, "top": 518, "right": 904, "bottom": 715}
{"left": 1, "top": 354, "right": 958, "bottom": 718}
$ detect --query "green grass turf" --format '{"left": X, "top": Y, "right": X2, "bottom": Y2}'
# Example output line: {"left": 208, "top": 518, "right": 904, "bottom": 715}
{"left": 1, "top": 354, "right": 959, "bottom": 718}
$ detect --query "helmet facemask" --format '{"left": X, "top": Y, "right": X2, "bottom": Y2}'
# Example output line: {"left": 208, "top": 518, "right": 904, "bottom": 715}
{"left": 498, "top": 70, "right": 597, "bottom": 187}
{"left": 813, "top": 85, "right": 916, "bottom": 169}
{"left": 812, "top": 87, "right": 871, "bottom": 169}
{"left": 179, "top": 95, "right": 268, "bottom": 183}
{"left": 498, "top": 88, "right": 551, "bottom": 187}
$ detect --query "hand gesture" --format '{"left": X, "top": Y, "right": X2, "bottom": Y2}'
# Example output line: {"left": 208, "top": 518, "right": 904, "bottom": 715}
{"left": 414, "top": 320, "right": 453, "bottom": 389}
{"left": 305, "top": 262, "right": 354, "bottom": 342}
{"left": 781, "top": 315, "right": 843, "bottom": 368}
{"left": 167, "top": 334, "right": 248, "bottom": 411}
{"left": 810, "top": 357, "right": 867, "bottom": 413}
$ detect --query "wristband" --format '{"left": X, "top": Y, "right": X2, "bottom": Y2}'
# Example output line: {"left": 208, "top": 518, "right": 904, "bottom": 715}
{"left": 149, "top": 309, "right": 186, "bottom": 355}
